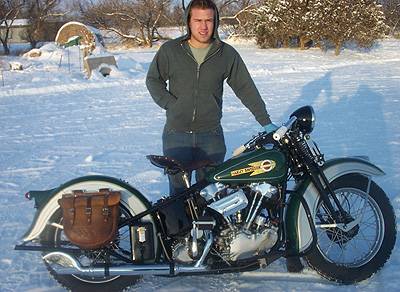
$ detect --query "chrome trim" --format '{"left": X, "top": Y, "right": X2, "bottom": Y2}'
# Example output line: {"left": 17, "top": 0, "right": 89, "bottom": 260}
{"left": 43, "top": 252, "right": 209, "bottom": 277}
{"left": 208, "top": 189, "right": 248, "bottom": 217}
{"left": 195, "top": 232, "right": 214, "bottom": 268}
{"left": 245, "top": 184, "right": 277, "bottom": 230}
{"left": 43, "top": 252, "right": 172, "bottom": 276}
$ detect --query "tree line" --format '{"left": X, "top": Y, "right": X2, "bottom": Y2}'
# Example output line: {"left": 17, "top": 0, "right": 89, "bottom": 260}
{"left": 1, "top": 0, "right": 399, "bottom": 55}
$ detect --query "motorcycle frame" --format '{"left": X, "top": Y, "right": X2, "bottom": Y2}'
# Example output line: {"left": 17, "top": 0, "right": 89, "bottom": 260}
{"left": 15, "top": 131, "right": 386, "bottom": 270}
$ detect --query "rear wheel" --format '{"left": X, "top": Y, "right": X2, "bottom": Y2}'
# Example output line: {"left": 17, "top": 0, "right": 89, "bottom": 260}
{"left": 42, "top": 204, "right": 141, "bottom": 292}
{"left": 305, "top": 173, "right": 396, "bottom": 284}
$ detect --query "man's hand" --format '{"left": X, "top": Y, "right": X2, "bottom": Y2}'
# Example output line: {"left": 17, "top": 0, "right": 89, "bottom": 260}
{"left": 263, "top": 123, "right": 278, "bottom": 134}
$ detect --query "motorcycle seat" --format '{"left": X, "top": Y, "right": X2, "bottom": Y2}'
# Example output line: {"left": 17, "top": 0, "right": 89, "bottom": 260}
{"left": 146, "top": 155, "right": 215, "bottom": 175}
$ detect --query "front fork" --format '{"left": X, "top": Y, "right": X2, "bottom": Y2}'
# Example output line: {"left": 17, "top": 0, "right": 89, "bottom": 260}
{"left": 308, "top": 165, "right": 348, "bottom": 223}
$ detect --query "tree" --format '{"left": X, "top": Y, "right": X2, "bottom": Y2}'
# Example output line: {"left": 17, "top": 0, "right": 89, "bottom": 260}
{"left": 80, "top": 0, "right": 171, "bottom": 47}
{"left": 23, "top": 0, "right": 64, "bottom": 48}
{"left": 315, "top": 0, "right": 388, "bottom": 55}
{"left": 0, "top": 0, "right": 24, "bottom": 55}
{"left": 286, "top": 0, "right": 318, "bottom": 49}
{"left": 218, "top": 0, "right": 258, "bottom": 38}
{"left": 250, "top": 0, "right": 388, "bottom": 54}
{"left": 250, "top": 0, "right": 294, "bottom": 48}
{"left": 380, "top": 0, "right": 400, "bottom": 35}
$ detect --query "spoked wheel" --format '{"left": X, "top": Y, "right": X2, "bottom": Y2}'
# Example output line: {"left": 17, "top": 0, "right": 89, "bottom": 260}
{"left": 42, "top": 204, "right": 141, "bottom": 292}
{"left": 305, "top": 173, "right": 396, "bottom": 284}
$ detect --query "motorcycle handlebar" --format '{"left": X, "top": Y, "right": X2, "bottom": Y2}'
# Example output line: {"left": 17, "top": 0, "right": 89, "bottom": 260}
{"left": 273, "top": 116, "right": 297, "bottom": 141}
{"left": 232, "top": 116, "right": 297, "bottom": 157}
{"left": 232, "top": 145, "right": 246, "bottom": 157}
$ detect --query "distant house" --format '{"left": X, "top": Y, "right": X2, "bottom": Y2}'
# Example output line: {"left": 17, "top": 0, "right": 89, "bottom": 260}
{"left": 0, "top": 19, "right": 29, "bottom": 43}
{"left": 0, "top": 18, "right": 67, "bottom": 44}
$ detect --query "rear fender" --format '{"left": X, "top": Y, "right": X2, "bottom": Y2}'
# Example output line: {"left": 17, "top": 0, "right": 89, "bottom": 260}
{"left": 23, "top": 176, "right": 154, "bottom": 243}
{"left": 285, "top": 157, "right": 385, "bottom": 254}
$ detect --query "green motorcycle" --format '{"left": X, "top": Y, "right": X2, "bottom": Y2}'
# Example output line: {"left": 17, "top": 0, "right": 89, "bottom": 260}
{"left": 15, "top": 106, "right": 396, "bottom": 291}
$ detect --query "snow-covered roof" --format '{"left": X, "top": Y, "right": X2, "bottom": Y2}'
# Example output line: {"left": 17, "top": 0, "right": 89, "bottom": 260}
{"left": 0, "top": 19, "right": 29, "bottom": 27}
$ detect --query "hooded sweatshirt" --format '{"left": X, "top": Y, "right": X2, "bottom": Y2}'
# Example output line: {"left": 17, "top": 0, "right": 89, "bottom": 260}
{"left": 146, "top": 0, "right": 271, "bottom": 132}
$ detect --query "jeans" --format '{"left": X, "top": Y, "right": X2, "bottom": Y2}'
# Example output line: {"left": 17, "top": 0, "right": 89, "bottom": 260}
{"left": 162, "top": 125, "right": 226, "bottom": 195}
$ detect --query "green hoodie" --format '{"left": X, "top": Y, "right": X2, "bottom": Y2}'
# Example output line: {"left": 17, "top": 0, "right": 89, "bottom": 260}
{"left": 146, "top": 0, "right": 271, "bottom": 132}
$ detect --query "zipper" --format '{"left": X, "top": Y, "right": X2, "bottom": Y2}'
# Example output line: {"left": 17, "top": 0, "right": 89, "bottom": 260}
{"left": 180, "top": 42, "right": 222, "bottom": 125}
{"left": 192, "top": 64, "right": 200, "bottom": 122}
{"left": 181, "top": 43, "right": 200, "bottom": 125}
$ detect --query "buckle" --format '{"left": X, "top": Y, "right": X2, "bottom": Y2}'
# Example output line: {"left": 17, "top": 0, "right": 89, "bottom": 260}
{"left": 102, "top": 207, "right": 110, "bottom": 216}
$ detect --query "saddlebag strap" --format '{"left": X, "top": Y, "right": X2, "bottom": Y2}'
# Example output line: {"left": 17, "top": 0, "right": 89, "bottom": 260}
{"left": 58, "top": 188, "right": 121, "bottom": 250}
{"left": 85, "top": 196, "right": 92, "bottom": 224}
{"left": 68, "top": 196, "right": 76, "bottom": 225}
{"left": 103, "top": 194, "right": 109, "bottom": 222}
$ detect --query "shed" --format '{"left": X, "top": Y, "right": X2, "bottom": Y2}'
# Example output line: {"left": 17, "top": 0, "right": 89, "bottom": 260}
{"left": 0, "top": 19, "right": 29, "bottom": 44}
{"left": 55, "top": 21, "right": 103, "bottom": 53}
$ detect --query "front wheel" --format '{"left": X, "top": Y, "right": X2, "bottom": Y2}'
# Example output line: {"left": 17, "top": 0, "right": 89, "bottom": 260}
{"left": 305, "top": 173, "right": 396, "bottom": 284}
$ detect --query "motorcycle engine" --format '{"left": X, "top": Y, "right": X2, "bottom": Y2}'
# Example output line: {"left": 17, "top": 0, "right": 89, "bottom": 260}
{"left": 170, "top": 182, "right": 280, "bottom": 263}
{"left": 199, "top": 182, "right": 280, "bottom": 261}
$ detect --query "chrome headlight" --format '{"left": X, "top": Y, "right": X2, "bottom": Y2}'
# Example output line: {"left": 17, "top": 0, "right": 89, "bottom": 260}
{"left": 290, "top": 106, "right": 315, "bottom": 134}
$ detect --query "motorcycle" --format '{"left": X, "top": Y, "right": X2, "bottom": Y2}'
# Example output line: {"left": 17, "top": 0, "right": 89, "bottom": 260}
{"left": 15, "top": 106, "right": 396, "bottom": 291}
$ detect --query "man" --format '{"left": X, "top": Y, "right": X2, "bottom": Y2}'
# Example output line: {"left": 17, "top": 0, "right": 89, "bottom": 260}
{"left": 146, "top": 0, "right": 277, "bottom": 194}
{"left": 146, "top": 0, "right": 303, "bottom": 273}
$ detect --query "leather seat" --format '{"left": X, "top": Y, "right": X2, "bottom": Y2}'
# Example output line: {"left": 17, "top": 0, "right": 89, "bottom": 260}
{"left": 146, "top": 155, "right": 216, "bottom": 175}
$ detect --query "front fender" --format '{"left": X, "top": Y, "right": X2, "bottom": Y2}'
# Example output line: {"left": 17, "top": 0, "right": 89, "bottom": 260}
{"left": 22, "top": 175, "right": 153, "bottom": 242}
{"left": 285, "top": 157, "right": 385, "bottom": 254}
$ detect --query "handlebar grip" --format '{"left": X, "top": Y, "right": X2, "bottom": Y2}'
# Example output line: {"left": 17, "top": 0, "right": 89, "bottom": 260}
{"left": 232, "top": 145, "right": 246, "bottom": 157}
{"left": 273, "top": 126, "right": 288, "bottom": 141}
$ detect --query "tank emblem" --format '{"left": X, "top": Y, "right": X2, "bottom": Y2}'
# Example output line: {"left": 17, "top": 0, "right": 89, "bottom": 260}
{"left": 230, "top": 160, "right": 276, "bottom": 177}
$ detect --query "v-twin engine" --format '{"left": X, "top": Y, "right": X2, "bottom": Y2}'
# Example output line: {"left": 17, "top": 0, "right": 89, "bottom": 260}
{"left": 198, "top": 182, "right": 279, "bottom": 261}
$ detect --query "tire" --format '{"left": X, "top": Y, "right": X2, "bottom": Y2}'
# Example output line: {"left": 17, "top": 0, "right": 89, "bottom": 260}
{"left": 305, "top": 173, "right": 396, "bottom": 284}
{"left": 42, "top": 205, "right": 141, "bottom": 292}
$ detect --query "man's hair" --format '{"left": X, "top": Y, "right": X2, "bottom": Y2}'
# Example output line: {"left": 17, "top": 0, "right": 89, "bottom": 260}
{"left": 190, "top": 0, "right": 216, "bottom": 10}
{"left": 188, "top": 0, "right": 217, "bottom": 20}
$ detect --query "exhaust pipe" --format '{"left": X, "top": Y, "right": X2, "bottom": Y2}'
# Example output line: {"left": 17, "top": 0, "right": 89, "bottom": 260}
{"left": 43, "top": 252, "right": 207, "bottom": 277}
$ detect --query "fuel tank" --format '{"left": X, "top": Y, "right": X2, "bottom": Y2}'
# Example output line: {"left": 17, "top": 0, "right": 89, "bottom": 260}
{"left": 206, "top": 147, "right": 288, "bottom": 184}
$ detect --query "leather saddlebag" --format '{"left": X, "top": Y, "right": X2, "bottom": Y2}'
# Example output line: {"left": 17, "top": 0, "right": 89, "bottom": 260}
{"left": 58, "top": 188, "right": 121, "bottom": 250}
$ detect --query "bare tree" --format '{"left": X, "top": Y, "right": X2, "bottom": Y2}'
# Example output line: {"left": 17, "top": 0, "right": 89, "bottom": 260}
{"left": 0, "top": 0, "right": 25, "bottom": 55}
{"left": 23, "top": 0, "right": 65, "bottom": 48}
{"left": 81, "top": 0, "right": 171, "bottom": 47}
{"left": 169, "top": 2, "right": 185, "bottom": 31}
{"left": 215, "top": 0, "right": 258, "bottom": 38}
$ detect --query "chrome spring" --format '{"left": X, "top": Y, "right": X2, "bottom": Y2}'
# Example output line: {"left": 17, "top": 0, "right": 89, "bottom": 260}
{"left": 297, "top": 138, "right": 315, "bottom": 164}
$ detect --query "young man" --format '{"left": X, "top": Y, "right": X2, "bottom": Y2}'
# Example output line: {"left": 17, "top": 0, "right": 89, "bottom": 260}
{"left": 146, "top": 0, "right": 277, "bottom": 194}
{"left": 146, "top": 0, "right": 302, "bottom": 273}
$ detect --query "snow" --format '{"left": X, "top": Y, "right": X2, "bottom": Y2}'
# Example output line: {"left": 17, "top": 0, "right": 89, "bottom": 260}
{"left": 0, "top": 19, "right": 29, "bottom": 27}
{"left": 1, "top": 37, "right": 400, "bottom": 291}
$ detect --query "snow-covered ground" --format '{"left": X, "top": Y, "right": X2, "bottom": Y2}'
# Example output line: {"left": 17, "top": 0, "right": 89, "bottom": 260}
{"left": 0, "top": 38, "right": 400, "bottom": 291}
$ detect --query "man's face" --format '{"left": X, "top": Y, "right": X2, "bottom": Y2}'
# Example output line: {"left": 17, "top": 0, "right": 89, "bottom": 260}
{"left": 189, "top": 7, "right": 214, "bottom": 48}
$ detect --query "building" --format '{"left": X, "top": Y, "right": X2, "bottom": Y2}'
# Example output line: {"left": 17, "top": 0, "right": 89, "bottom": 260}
{"left": 0, "top": 19, "right": 29, "bottom": 44}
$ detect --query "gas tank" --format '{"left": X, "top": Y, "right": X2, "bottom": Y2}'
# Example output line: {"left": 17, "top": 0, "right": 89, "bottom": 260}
{"left": 206, "top": 147, "right": 287, "bottom": 184}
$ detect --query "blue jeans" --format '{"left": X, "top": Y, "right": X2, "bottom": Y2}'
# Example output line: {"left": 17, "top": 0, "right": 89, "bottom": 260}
{"left": 162, "top": 126, "right": 226, "bottom": 195}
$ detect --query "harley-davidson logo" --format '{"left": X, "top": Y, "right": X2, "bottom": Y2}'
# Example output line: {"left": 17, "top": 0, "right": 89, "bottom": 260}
{"left": 230, "top": 160, "right": 276, "bottom": 177}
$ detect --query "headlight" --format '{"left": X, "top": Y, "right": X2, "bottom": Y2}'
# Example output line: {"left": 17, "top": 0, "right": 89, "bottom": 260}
{"left": 290, "top": 106, "right": 315, "bottom": 134}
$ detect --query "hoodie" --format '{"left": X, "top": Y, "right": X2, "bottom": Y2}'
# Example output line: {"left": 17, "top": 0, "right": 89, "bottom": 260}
{"left": 146, "top": 0, "right": 271, "bottom": 132}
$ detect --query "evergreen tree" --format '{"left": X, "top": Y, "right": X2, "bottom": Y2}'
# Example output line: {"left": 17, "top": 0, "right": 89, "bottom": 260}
{"left": 251, "top": 0, "right": 388, "bottom": 54}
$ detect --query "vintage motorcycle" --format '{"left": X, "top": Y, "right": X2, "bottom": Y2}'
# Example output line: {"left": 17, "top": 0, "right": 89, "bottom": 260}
{"left": 15, "top": 106, "right": 396, "bottom": 291}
